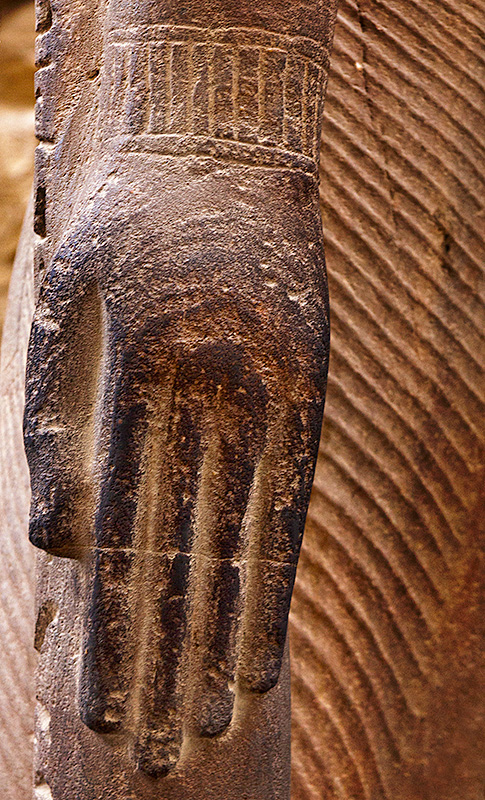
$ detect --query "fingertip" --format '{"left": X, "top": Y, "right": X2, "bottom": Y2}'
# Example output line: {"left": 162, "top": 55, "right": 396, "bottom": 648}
{"left": 80, "top": 694, "right": 124, "bottom": 734}
{"left": 28, "top": 479, "right": 85, "bottom": 558}
{"left": 197, "top": 687, "right": 235, "bottom": 738}
{"left": 241, "top": 663, "right": 281, "bottom": 694}
{"left": 28, "top": 512, "right": 51, "bottom": 553}
{"left": 135, "top": 733, "right": 179, "bottom": 778}
{"left": 28, "top": 504, "right": 69, "bottom": 557}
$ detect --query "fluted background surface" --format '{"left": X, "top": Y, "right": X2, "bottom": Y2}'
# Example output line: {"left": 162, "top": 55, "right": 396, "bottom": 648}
{"left": 0, "top": 202, "right": 35, "bottom": 800}
{"left": 0, "top": 0, "right": 483, "bottom": 797}
{"left": 290, "top": 1, "right": 485, "bottom": 798}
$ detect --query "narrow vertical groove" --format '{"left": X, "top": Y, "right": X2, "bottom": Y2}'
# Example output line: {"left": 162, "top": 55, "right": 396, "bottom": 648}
{"left": 207, "top": 44, "right": 215, "bottom": 136}
{"left": 301, "top": 62, "right": 309, "bottom": 153}
{"left": 257, "top": 48, "right": 264, "bottom": 131}
{"left": 187, "top": 42, "right": 194, "bottom": 132}
{"left": 232, "top": 47, "right": 239, "bottom": 136}
{"left": 165, "top": 43, "right": 173, "bottom": 131}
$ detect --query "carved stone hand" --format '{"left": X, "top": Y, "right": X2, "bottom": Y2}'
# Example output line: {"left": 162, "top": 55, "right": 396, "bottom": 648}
{"left": 24, "top": 1, "right": 336, "bottom": 780}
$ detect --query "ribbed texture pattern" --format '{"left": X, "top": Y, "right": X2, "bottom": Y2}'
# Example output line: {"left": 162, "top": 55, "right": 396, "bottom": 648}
{"left": 0, "top": 203, "right": 36, "bottom": 800}
{"left": 290, "top": 0, "right": 485, "bottom": 798}
{"left": 102, "top": 25, "right": 325, "bottom": 162}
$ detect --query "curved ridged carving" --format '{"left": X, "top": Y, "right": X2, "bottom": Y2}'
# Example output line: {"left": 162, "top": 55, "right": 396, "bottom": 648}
{"left": 290, "top": 0, "right": 485, "bottom": 798}
{"left": 0, "top": 205, "right": 36, "bottom": 800}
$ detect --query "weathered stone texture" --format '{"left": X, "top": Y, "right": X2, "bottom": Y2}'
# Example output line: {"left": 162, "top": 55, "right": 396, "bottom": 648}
{"left": 0, "top": 1, "right": 483, "bottom": 799}
{"left": 24, "top": 0, "right": 337, "bottom": 796}
{"left": 290, "top": 1, "right": 485, "bottom": 798}
{"left": 0, "top": 201, "right": 35, "bottom": 800}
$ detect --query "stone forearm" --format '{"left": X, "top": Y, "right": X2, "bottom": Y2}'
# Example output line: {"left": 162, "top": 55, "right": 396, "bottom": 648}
{"left": 104, "top": 0, "right": 339, "bottom": 46}
{"left": 99, "top": 1, "right": 339, "bottom": 174}
{"left": 27, "top": 2, "right": 338, "bottom": 797}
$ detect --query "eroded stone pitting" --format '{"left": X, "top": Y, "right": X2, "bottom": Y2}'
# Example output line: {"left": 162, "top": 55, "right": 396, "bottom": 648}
{"left": 34, "top": 600, "right": 58, "bottom": 652}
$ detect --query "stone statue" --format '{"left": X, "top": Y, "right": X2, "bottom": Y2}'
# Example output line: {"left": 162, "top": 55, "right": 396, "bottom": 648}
{"left": 0, "top": 0, "right": 483, "bottom": 798}
{"left": 23, "top": 0, "right": 338, "bottom": 795}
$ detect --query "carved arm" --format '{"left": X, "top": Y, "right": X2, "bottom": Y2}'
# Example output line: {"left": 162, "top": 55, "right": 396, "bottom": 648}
{"left": 24, "top": 0, "right": 339, "bottom": 783}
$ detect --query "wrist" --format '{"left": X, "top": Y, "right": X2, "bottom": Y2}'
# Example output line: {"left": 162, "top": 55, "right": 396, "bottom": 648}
{"left": 98, "top": 23, "right": 330, "bottom": 177}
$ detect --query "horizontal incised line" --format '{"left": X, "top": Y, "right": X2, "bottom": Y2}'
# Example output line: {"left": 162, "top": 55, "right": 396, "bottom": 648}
{"left": 108, "top": 134, "right": 319, "bottom": 175}
{"left": 107, "top": 25, "right": 327, "bottom": 67}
